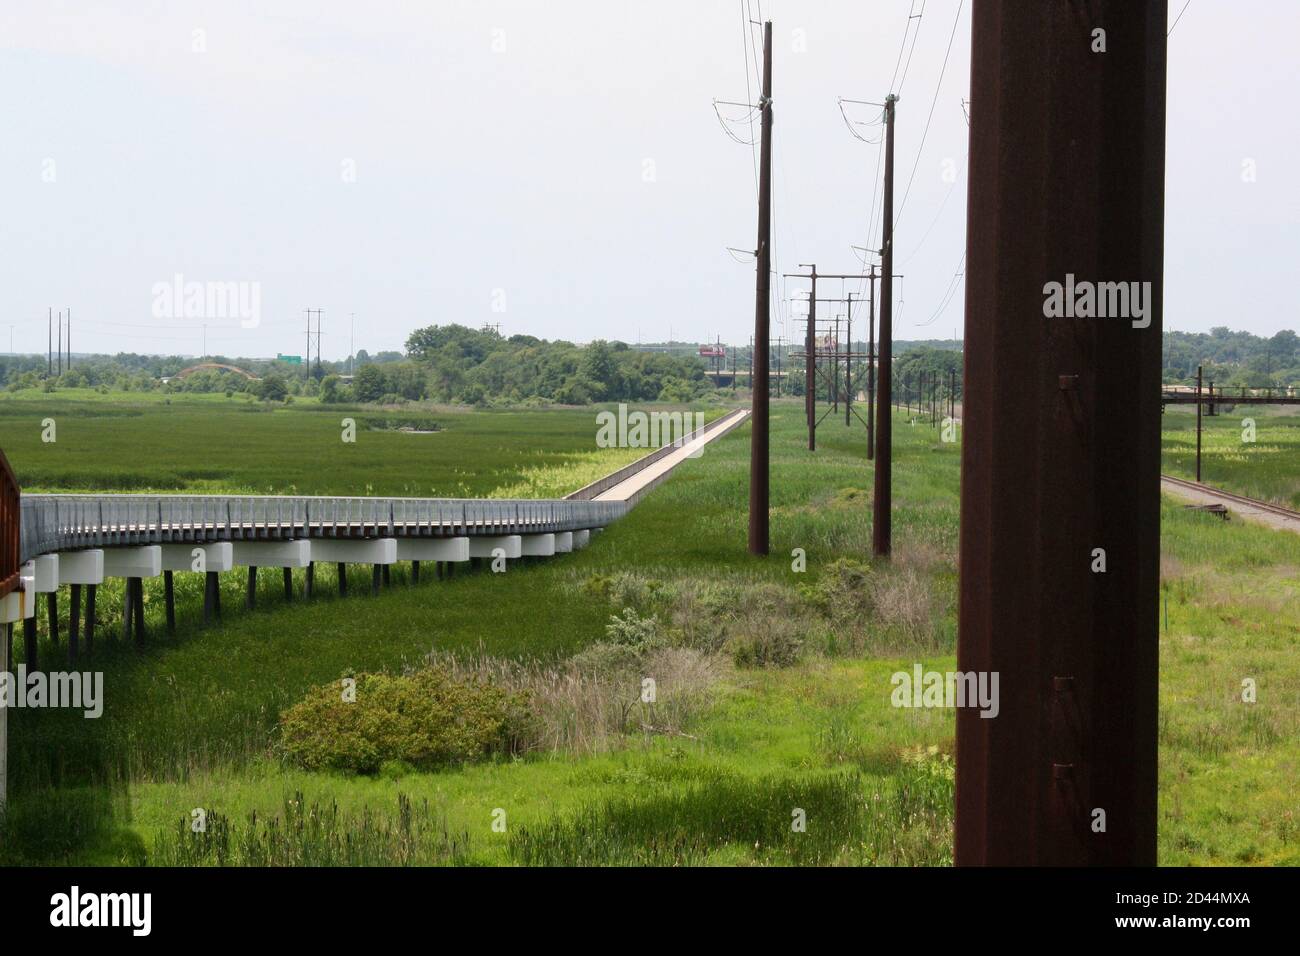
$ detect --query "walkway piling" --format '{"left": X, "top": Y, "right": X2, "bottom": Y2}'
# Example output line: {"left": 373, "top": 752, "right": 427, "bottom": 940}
{"left": 164, "top": 570, "right": 176, "bottom": 633}
{"left": 69, "top": 583, "right": 81, "bottom": 662}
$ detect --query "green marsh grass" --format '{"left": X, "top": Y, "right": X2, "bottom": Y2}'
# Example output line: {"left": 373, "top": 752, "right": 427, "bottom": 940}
{"left": 0, "top": 399, "right": 1296, "bottom": 865}
{"left": 1162, "top": 404, "right": 1300, "bottom": 508}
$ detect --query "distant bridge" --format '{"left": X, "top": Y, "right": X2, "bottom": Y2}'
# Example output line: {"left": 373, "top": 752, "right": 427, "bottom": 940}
{"left": 173, "top": 362, "right": 260, "bottom": 381}
{"left": 1162, "top": 384, "right": 1300, "bottom": 406}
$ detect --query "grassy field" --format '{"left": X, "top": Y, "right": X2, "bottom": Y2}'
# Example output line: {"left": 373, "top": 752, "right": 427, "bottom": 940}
{"left": 0, "top": 390, "right": 717, "bottom": 498}
{"left": 1162, "top": 404, "right": 1300, "bottom": 509}
{"left": 0, "top": 396, "right": 1297, "bottom": 865}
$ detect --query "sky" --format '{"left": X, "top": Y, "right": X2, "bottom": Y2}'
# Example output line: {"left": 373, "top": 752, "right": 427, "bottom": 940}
{"left": 1, "top": 1, "right": 1295, "bottom": 361}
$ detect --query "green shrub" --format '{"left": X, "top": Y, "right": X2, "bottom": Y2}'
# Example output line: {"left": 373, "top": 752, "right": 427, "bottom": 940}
{"left": 569, "top": 640, "right": 644, "bottom": 679}
{"left": 798, "top": 557, "right": 873, "bottom": 615}
{"left": 604, "top": 607, "right": 663, "bottom": 648}
{"left": 278, "top": 667, "right": 536, "bottom": 774}
{"left": 728, "top": 621, "right": 804, "bottom": 668}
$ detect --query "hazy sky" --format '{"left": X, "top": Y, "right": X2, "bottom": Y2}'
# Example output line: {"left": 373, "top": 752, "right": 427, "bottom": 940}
{"left": 2, "top": 1, "right": 1295, "bottom": 360}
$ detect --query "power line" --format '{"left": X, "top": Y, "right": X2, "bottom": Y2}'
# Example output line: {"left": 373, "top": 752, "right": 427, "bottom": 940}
{"left": 741, "top": 0, "right": 759, "bottom": 195}
{"left": 914, "top": 252, "right": 965, "bottom": 328}
{"left": 895, "top": 0, "right": 964, "bottom": 228}
{"left": 900, "top": 174, "right": 957, "bottom": 266}
{"left": 887, "top": 0, "right": 926, "bottom": 95}
{"left": 895, "top": 0, "right": 928, "bottom": 93}
{"left": 1168, "top": 0, "right": 1192, "bottom": 37}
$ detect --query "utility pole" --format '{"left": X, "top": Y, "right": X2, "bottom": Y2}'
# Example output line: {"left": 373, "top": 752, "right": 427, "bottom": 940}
{"left": 57, "top": 311, "right": 62, "bottom": 375}
{"left": 304, "top": 309, "right": 324, "bottom": 378}
{"left": 65, "top": 309, "right": 71, "bottom": 370}
{"left": 1195, "top": 364, "right": 1202, "bottom": 482}
{"left": 350, "top": 314, "right": 356, "bottom": 376}
{"left": 47, "top": 307, "right": 52, "bottom": 377}
{"left": 831, "top": 314, "right": 840, "bottom": 412}
{"left": 784, "top": 266, "right": 819, "bottom": 450}
{"left": 806, "top": 268, "right": 816, "bottom": 448}
{"left": 845, "top": 295, "right": 854, "bottom": 427}
{"left": 868, "top": 266, "right": 877, "bottom": 459}
{"left": 774, "top": 337, "right": 782, "bottom": 396}
{"left": 747, "top": 18, "right": 772, "bottom": 556}
{"left": 872, "top": 94, "right": 897, "bottom": 559}
{"left": 956, "top": 1, "right": 1166, "bottom": 866}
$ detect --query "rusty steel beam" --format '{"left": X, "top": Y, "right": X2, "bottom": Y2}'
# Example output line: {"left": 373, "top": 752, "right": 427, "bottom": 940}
{"left": 956, "top": 0, "right": 1166, "bottom": 866}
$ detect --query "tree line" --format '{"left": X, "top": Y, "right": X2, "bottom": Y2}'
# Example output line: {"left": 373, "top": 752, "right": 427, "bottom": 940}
{"left": 1, "top": 325, "right": 1294, "bottom": 405}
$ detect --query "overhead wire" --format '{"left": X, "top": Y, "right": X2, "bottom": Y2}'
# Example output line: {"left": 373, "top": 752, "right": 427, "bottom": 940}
{"left": 894, "top": 0, "right": 964, "bottom": 228}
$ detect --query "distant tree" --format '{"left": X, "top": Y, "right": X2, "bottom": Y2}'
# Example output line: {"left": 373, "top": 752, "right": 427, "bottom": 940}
{"left": 258, "top": 373, "right": 288, "bottom": 402}
{"left": 580, "top": 340, "right": 618, "bottom": 399}
{"left": 353, "top": 364, "right": 387, "bottom": 403}
{"left": 554, "top": 377, "right": 595, "bottom": 405}
{"left": 319, "top": 374, "right": 343, "bottom": 403}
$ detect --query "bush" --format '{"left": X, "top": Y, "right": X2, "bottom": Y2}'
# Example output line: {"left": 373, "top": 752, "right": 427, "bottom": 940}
{"left": 798, "top": 557, "right": 873, "bottom": 616}
{"left": 604, "top": 607, "right": 663, "bottom": 648}
{"left": 728, "top": 621, "right": 804, "bottom": 668}
{"left": 869, "top": 566, "right": 936, "bottom": 647}
{"left": 426, "top": 646, "right": 724, "bottom": 754}
{"left": 278, "top": 667, "right": 536, "bottom": 774}
{"left": 257, "top": 373, "right": 288, "bottom": 402}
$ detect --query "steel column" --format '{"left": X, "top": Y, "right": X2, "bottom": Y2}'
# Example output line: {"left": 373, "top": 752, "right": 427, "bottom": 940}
{"left": 956, "top": 0, "right": 1166, "bottom": 866}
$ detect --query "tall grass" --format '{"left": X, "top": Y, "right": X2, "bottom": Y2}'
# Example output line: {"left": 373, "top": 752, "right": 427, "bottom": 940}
{"left": 509, "top": 761, "right": 953, "bottom": 866}
{"left": 150, "top": 792, "right": 471, "bottom": 866}
{"left": 1162, "top": 405, "right": 1300, "bottom": 507}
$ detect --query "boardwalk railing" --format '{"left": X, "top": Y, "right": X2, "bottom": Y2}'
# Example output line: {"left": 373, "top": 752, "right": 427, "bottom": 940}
{"left": 19, "top": 494, "right": 627, "bottom": 564}
{"left": 0, "top": 449, "right": 19, "bottom": 598}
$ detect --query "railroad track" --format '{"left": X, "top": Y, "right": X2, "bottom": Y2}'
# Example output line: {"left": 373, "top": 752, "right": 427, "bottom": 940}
{"left": 1160, "top": 474, "right": 1300, "bottom": 527}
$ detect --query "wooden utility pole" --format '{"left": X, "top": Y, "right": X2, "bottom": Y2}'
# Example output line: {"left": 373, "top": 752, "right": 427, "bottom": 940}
{"left": 867, "top": 266, "right": 877, "bottom": 459}
{"left": 747, "top": 19, "right": 772, "bottom": 556}
{"left": 831, "top": 314, "right": 840, "bottom": 412}
{"left": 872, "top": 94, "right": 897, "bottom": 559}
{"left": 1195, "top": 364, "right": 1203, "bottom": 482}
{"left": 845, "top": 295, "right": 854, "bottom": 427}
{"left": 804, "top": 266, "right": 817, "bottom": 448}
{"left": 956, "top": 0, "right": 1166, "bottom": 866}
